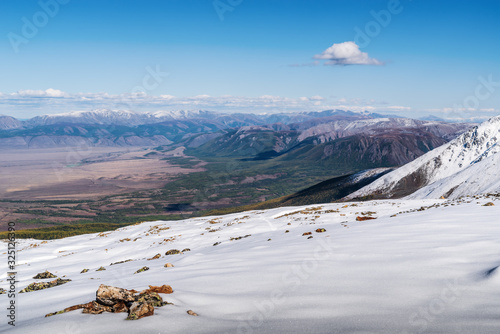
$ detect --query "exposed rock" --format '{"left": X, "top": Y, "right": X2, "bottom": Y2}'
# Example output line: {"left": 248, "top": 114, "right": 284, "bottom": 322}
{"left": 20, "top": 278, "right": 71, "bottom": 293}
{"left": 80, "top": 269, "right": 89, "bottom": 274}
{"left": 141, "top": 285, "right": 173, "bottom": 295}
{"left": 302, "top": 232, "right": 312, "bottom": 236}
{"left": 45, "top": 284, "right": 173, "bottom": 320}
{"left": 165, "top": 249, "right": 182, "bottom": 255}
{"left": 96, "top": 284, "right": 136, "bottom": 306}
{"left": 147, "top": 254, "right": 161, "bottom": 260}
{"left": 187, "top": 310, "right": 199, "bottom": 316}
{"left": 126, "top": 302, "right": 154, "bottom": 320}
{"left": 0, "top": 288, "right": 6, "bottom": 294}
{"left": 483, "top": 202, "right": 495, "bottom": 206}
{"left": 182, "top": 248, "right": 191, "bottom": 252}
{"left": 356, "top": 216, "right": 377, "bottom": 221}
{"left": 315, "top": 228, "right": 326, "bottom": 233}
{"left": 164, "top": 263, "right": 174, "bottom": 268}
{"left": 307, "top": 236, "right": 313, "bottom": 239}
{"left": 213, "top": 242, "right": 221, "bottom": 246}
{"left": 96, "top": 266, "right": 106, "bottom": 271}
{"left": 33, "top": 270, "right": 57, "bottom": 279}
{"left": 134, "top": 266, "right": 150, "bottom": 274}
{"left": 110, "top": 259, "right": 133, "bottom": 265}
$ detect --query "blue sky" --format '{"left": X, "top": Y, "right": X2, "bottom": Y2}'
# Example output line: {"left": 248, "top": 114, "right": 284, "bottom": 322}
{"left": 1, "top": 0, "right": 500, "bottom": 120}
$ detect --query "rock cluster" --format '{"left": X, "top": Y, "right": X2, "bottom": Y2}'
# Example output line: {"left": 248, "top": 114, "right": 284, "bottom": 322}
{"left": 20, "top": 278, "right": 71, "bottom": 293}
{"left": 45, "top": 284, "right": 174, "bottom": 320}
{"left": 33, "top": 270, "right": 57, "bottom": 279}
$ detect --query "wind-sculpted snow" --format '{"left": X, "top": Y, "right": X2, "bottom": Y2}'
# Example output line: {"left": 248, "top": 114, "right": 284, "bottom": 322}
{"left": 1, "top": 196, "right": 500, "bottom": 333}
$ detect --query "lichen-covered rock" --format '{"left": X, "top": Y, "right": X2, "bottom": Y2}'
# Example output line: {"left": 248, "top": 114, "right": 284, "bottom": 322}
{"left": 315, "top": 228, "right": 326, "bottom": 233}
{"left": 80, "top": 269, "right": 89, "bottom": 274}
{"left": 134, "top": 266, "right": 150, "bottom": 274}
{"left": 82, "top": 301, "right": 114, "bottom": 314}
{"left": 147, "top": 254, "right": 161, "bottom": 260}
{"left": 46, "top": 284, "right": 173, "bottom": 320}
{"left": 20, "top": 278, "right": 71, "bottom": 293}
{"left": 165, "top": 249, "right": 182, "bottom": 255}
{"left": 96, "top": 284, "right": 136, "bottom": 306}
{"left": 135, "top": 292, "right": 164, "bottom": 307}
{"left": 164, "top": 263, "right": 174, "bottom": 268}
{"left": 96, "top": 266, "right": 106, "bottom": 271}
{"left": 126, "top": 302, "right": 154, "bottom": 320}
{"left": 33, "top": 270, "right": 57, "bottom": 279}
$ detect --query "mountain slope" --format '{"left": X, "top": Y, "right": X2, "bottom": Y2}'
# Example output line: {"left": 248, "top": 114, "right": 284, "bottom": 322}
{"left": 0, "top": 115, "right": 23, "bottom": 130}
{"left": 346, "top": 115, "right": 500, "bottom": 200}
{"left": 408, "top": 151, "right": 500, "bottom": 199}
{"left": 2, "top": 196, "right": 500, "bottom": 333}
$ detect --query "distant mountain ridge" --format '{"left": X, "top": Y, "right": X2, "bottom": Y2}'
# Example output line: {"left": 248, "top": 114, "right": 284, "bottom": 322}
{"left": 0, "top": 109, "right": 472, "bottom": 151}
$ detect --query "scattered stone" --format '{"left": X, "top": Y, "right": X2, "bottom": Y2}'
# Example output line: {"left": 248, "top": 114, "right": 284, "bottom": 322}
{"left": 96, "top": 266, "right": 106, "bottom": 271}
{"left": 20, "top": 278, "right": 71, "bottom": 293}
{"left": 356, "top": 216, "right": 377, "bottom": 221}
{"left": 307, "top": 236, "right": 313, "bottom": 239}
{"left": 302, "top": 232, "right": 312, "bottom": 236}
{"left": 80, "top": 269, "right": 89, "bottom": 274}
{"left": 0, "top": 288, "right": 6, "bottom": 294}
{"left": 483, "top": 202, "right": 495, "bottom": 206}
{"left": 33, "top": 270, "right": 57, "bottom": 279}
{"left": 285, "top": 230, "right": 289, "bottom": 233}
{"left": 182, "top": 248, "right": 191, "bottom": 252}
{"left": 165, "top": 249, "right": 182, "bottom": 255}
{"left": 213, "top": 242, "right": 221, "bottom": 246}
{"left": 267, "top": 239, "right": 272, "bottom": 241}
{"left": 147, "top": 254, "right": 161, "bottom": 260}
{"left": 134, "top": 266, "right": 150, "bottom": 274}
{"left": 110, "top": 259, "right": 133, "bottom": 265}
{"left": 187, "top": 310, "right": 199, "bottom": 316}
{"left": 164, "top": 263, "right": 175, "bottom": 268}
{"left": 315, "top": 228, "right": 326, "bottom": 233}
{"left": 230, "top": 235, "right": 251, "bottom": 241}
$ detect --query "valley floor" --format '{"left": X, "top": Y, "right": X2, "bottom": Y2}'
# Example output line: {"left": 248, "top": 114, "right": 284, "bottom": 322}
{"left": 1, "top": 196, "right": 500, "bottom": 333}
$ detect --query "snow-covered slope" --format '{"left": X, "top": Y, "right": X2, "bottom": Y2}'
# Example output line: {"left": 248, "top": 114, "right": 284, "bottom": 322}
{"left": 408, "top": 152, "right": 500, "bottom": 199}
{"left": 345, "top": 115, "right": 500, "bottom": 200}
{"left": 2, "top": 197, "right": 500, "bottom": 333}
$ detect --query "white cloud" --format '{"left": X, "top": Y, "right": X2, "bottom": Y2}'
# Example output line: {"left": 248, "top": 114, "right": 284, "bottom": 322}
{"left": 16, "top": 88, "right": 68, "bottom": 98}
{"left": 314, "top": 41, "right": 383, "bottom": 66}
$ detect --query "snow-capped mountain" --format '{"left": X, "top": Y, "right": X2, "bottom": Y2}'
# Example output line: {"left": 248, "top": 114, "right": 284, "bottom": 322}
{"left": 27, "top": 109, "right": 161, "bottom": 127}
{"left": 345, "top": 115, "right": 500, "bottom": 200}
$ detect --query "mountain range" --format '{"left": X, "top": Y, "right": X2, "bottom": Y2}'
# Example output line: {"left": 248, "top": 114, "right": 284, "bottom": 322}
{"left": 345, "top": 115, "right": 500, "bottom": 200}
